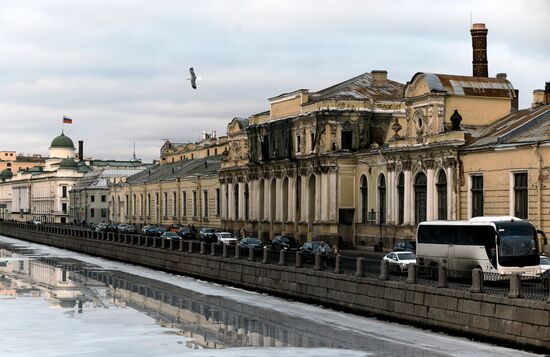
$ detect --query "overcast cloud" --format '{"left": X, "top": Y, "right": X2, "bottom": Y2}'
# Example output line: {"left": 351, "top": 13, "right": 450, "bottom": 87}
{"left": 0, "top": 0, "right": 548, "bottom": 161}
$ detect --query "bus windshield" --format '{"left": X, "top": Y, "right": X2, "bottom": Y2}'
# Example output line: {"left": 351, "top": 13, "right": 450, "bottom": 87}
{"left": 496, "top": 222, "right": 539, "bottom": 267}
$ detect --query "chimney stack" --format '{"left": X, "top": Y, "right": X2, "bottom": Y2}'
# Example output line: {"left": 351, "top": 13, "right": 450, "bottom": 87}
{"left": 532, "top": 89, "right": 546, "bottom": 108}
{"left": 546, "top": 82, "right": 550, "bottom": 104}
{"left": 471, "top": 23, "right": 488, "bottom": 77}
{"left": 78, "top": 140, "right": 84, "bottom": 161}
{"left": 371, "top": 70, "right": 388, "bottom": 87}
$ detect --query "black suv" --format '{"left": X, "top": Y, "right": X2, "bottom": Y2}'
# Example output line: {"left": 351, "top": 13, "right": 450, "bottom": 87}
{"left": 271, "top": 236, "right": 299, "bottom": 251}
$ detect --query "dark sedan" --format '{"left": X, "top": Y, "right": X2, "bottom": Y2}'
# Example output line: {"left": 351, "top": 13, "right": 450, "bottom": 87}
{"left": 238, "top": 238, "right": 265, "bottom": 252}
{"left": 300, "top": 241, "right": 336, "bottom": 267}
{"left": 271, "top": 235, "right": 299, "bottom": 251}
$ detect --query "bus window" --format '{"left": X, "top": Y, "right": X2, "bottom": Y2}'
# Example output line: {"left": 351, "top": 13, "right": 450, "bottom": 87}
{"left": 496, "top": 222, "right": 538, "bottom": 267}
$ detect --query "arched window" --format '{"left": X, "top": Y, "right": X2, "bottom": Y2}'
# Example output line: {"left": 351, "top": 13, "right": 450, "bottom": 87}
{"left": 295, "top": 176, "right": 301, "bottom": 222}
{"left": 378, "top": 175, "right": 386, "bottom": 224}
{"left": 282, "top": 177, "right": 289, "bottom": 222}
{"left": 360, "top": 175, "right": 368, "bottom": 223}
{"left": 234, "top": 184, "right": 239, "bottom": 219}
{"left": 436, "top": 170, "right": 447, "bottom": 220}
{"left": 397, "top": 173, "right": 404, "bottom": 224}
{"left": 244, "top": 184, "right": 250, "bottom": 221}
{"left": 308, "top": 175, "right": 316, "bottom": 224}
{"left": 414, "top": 173, "right": 427, "bottom": 224}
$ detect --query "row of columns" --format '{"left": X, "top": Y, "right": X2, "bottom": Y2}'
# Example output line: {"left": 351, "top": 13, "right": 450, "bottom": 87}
{"left": 222, "top": 171, "right": 338, "bottom": 224}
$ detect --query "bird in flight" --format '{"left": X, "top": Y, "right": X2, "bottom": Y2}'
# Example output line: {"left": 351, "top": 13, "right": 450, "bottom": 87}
{"left": 189, "top": 67, "right": 197, "bottom": 89}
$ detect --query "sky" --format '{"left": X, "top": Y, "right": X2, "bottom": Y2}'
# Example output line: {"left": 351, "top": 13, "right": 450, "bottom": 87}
{"left": 0, "top": 0, "right": 548, "bottom": 162}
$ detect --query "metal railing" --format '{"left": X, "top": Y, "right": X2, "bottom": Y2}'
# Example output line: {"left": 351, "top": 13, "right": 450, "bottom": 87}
{"left": 3, "top": 220, "right": 550, "bottom": 301}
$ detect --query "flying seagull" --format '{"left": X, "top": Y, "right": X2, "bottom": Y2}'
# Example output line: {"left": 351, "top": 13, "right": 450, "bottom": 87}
{"left": 189, "top": 67, "right": 197, "bottom": 89}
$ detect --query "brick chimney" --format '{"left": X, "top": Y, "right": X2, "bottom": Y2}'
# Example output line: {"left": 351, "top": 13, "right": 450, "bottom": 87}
{"left": 371, "top": 70, "right": 388, "bottom": 87}
{"left": 471, "top": 23, "right": 488, "bottom": 77}
{"left": 78, "top": 140, "right": 84, "bottom": 161}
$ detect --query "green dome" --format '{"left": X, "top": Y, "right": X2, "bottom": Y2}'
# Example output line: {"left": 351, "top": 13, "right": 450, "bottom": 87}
{"left": 0, "top": 168, "right": 13, "bottom": 181}
{"left": 50, "top": 132, "right": 75, "bottom": 149}
{"left": 59, "top": 157, "right": 79, "bottom": 169}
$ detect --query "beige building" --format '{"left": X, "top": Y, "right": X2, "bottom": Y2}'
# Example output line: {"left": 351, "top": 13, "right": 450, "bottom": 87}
{"left": 160, "top": 131, "right": 228, "bottom": 165}
{"left": 220, "top": 70, "right": 405, "bottom": 244}
{"left": 220, "top": 23, "right": 550, "bottom": 252}
{"left": 110, "top": 156, "right": 223, "bottom": 229}
{"left": 0, "top": 151, "right": 45, "bottom": 174}
{"left": 0, "top": 131, "right": 90, "bottom": 224}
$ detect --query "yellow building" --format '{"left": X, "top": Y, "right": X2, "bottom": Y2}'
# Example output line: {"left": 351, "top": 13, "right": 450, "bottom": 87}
{"left": 111, "top": 156, "right": 223, "bottom": 229}
{"left": 160, "top": 131, "right": 228, "bottom": 165}
{"left": 220, "top": 23, "right": 550, "bottom": 252}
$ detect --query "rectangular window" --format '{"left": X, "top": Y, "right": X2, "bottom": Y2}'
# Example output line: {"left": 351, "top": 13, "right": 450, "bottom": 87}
{"left": 90, "top": 195, "right": 95, "bottom": 203}
{"left": 193, "top": 191, "right": 197, "bottom": 217}
{"left": 215, "top": 188, "right": 220, "bottom": 216}
{"left": 173, "top": 192, "right": 177, "bottom": 217}
{"left": 126, "top": 195, "right": 129, "bottom": 215}
{"left": 341, "top": 131, "right": 353, "bottom": 150}
{"left": 62, "top": 186, "right": 67, "bottom": 198}
{"left": 101, "top": 195, "right": 106, "bottom": 202}
{"left": 62, "top": 203, "right": 67, "bottom": 214}
{"left": 203, "top": 190, "right": 209, "bottom": 217}
{"left": 101, "top": 209, "right": 107, "bottom": 218}
{"left": 90, "top": 208, "right": 95, "bottom": 218}
{"left": 182, "top": 191, "right": 187, "bottom": 217}
{"left": 132, "top": 194, "right": 136, "bottom": 216}
{"left": 163, "top": 192, "right": 168, "bottom": 217}
{"left": 310, "top": 132, "right": 315, "bottom": 152}
{"left": 471, "top": 175, "right": 484, "bottom": 217}
{"left": 147, "top": 194, "right": 151, "bottom": 216}
{"left": 514, "top": 172, "right": 528, "bottom": 219}
{"left": 296, "top": 135, "right": 301, "bottom": 153}
{"left": 155, "top": 193, "right": 159, "bottom": 217}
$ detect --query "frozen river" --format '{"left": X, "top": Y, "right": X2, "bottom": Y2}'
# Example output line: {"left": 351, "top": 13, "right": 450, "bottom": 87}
{"left": 0, "top": 235, "right": 540, "bottom": 357}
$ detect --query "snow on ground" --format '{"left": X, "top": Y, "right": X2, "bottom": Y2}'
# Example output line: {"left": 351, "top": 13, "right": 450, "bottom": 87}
{"left": 0, "top": 235, "right": 541, "bottom": 356}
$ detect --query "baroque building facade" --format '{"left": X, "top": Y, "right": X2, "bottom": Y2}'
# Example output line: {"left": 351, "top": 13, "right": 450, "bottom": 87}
{"left": 220, "top": 23, "right": 550, "bottom": 252}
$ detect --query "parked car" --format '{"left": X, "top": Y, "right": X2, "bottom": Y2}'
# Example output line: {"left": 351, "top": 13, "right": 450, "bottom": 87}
{"left": 216, "top": 232, "right": 238, "bottom": 245}
{"left": 167, "top": 224, "right": 182, "bottom": 233}
{"left": 142, "top": 225, "right": 158, "bottom": 236}
{"left": 238, "top": 238, "right": 265, "bottom": 252}
{"left": 539, "top": 255, "right": 550, "bottom": 275}
{"left": 177, "top": 227, "right": 196, "bottom": 240}
{"left": 393, "top": 240, "right": 416, "bottom": 254}
{"left": 383, "top": 251, "right": 417, "bottom": 273}
{"left": 160, "top": 231, "right": 181, "bottom": 240}
{"left": 300, "top": 241, "right": 336, "bottom": 266}
{"left": 117, "top": 224, "right": 137, "bottom": 234}
{"left": 94, "top": 223, "right": 108, "bottom": 232}
{"left": 31, "top": 220, "right": 42, "bottom": 225}
{"left": 199, "top": 228, "right": 217, "bottom": 244}
{"left": 271, "top": 235, "right": 299, "bottom": 251}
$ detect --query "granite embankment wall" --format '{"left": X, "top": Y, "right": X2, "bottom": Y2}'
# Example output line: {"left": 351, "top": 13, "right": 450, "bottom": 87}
{"left": 1, "top": 222, "right": 549, "bottom": 352}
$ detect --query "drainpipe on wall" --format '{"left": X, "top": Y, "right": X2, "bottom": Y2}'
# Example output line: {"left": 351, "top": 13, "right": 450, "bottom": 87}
{"left": 536, "top": 142, "right": 543, "bottom": 230}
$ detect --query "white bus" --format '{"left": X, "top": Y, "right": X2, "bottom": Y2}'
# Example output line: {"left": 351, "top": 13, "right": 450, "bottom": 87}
{"left": 416, "top": 216, "right": 540, "bottom": 276}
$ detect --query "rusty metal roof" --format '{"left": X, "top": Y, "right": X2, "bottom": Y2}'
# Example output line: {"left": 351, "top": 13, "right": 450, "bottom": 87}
{"left": 464, "top": 105, "right": 550, "bottom": 149}
{"left": 308, "top": 72, "right": 405, "bottom": 102}
{"left": 423, "top": 73, "right": 515, "bottom": 98}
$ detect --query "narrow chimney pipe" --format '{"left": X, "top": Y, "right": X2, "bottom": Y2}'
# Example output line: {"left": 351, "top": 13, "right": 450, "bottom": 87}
{"left": 78, "top": 140, "right": 84, "bottom": 161}
{"left": 471, "top": 23, "right": 488, "bottom": 77}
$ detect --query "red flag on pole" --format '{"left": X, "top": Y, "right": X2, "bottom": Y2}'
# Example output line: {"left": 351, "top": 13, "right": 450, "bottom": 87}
{"left": 63, "top": 116, "right": 73, "bottom": 124}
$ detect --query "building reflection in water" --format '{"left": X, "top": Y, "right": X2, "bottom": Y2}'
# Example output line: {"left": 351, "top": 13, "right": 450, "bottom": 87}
{"left": 0, "top": 243, "right": 407, "bottom": 353}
